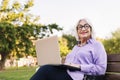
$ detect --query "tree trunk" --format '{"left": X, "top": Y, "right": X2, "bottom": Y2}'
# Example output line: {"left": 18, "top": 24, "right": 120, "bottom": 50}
{"left": 0, "top": 53, "right": 8, "bottom": 70}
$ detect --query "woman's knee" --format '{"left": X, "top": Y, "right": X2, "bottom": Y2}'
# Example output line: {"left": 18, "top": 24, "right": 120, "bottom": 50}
{"left": 37, "top": 64, "right": 55, "bottom": 72}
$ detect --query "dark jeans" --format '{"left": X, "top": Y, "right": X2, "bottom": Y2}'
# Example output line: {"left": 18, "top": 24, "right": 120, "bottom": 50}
{"left": 30, "top": 64, "right": 73, "bottom": 80}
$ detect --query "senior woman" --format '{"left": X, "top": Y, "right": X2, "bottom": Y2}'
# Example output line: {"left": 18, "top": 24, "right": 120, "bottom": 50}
{"left": 30, "top": 18, "right": 107, "bottom": 80}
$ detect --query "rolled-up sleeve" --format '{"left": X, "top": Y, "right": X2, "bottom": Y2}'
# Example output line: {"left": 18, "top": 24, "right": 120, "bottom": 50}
{"left": 80, "top": 42, "right": 107, "bottom": 75}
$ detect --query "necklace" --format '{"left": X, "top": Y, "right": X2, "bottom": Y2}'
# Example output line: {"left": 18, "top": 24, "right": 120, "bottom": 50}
{"left": 78, "top": 42, "right": 87, "bottom": 47}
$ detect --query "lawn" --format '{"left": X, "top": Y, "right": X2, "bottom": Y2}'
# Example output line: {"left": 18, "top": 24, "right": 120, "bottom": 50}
{"left": 0, "top": 66, "right": 37, "bottom": 80}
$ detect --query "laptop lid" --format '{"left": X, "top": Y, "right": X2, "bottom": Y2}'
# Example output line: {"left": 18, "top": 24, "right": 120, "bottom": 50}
{"left": 35, "top": 35, "right": 61, "bottom": 66}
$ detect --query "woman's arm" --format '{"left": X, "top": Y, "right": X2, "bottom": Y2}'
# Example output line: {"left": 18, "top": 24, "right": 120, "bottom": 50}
{"left": 80, "top": 42, "right": 107, "bottom": 75}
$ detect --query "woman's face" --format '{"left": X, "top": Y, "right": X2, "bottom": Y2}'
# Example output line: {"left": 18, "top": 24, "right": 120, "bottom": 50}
{"left": 77, "top": 20, "right": 91, "bottom": 39}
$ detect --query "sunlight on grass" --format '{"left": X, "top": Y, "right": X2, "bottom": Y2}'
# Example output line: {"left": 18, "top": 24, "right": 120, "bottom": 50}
{"left": 0, "top": 66, "right": 37, "bottom": 80}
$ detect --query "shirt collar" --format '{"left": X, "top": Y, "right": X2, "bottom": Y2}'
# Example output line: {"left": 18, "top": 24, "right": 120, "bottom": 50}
{"left": 87, "top": 38, "right": 94, "bottom": 44}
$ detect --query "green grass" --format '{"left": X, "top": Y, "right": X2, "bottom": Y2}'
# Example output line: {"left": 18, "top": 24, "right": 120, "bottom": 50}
{"left": 0, "top": 66, "right": 37, "bottom": 80}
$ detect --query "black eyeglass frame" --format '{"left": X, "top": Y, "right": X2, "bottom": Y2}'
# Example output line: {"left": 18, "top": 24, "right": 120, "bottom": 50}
{"left": 77, "top": 24, "right": 91, "bottom": 30}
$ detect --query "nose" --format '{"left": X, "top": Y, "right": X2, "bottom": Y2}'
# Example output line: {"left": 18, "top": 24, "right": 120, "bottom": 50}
{"left": 81, "top": 27, "right": 86, "bottom": 30}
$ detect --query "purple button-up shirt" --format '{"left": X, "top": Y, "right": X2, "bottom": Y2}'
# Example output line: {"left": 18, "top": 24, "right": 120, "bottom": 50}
{"left": 65, "top": 38, "right": 107, "bottom": 80}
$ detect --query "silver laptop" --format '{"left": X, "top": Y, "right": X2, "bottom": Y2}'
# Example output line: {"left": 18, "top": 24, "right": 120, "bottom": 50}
{"left": 35, "top": 35, "right": 80, "bottom": 70}
{"left": 35, "top": 35, "right": 61, "bottom": 66}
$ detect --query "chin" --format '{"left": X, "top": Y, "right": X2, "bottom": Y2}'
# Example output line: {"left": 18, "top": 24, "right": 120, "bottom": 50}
{"left": 81, "top": 35, "right": 88, "bottom": 38}
{"left": 81, "top": 36, "right": 89, "bottom": 39}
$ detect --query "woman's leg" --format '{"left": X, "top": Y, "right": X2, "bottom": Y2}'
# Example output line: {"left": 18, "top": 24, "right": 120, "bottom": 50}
{"left": 30, "top": 64, "right": 73, "bottom": 80}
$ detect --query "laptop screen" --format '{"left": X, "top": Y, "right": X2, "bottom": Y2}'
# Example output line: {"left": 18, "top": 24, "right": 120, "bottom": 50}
{"left": 35, "top": 35, "right": 61, "bottom": 66}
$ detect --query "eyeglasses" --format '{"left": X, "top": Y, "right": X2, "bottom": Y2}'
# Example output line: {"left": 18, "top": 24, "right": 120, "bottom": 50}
{"left": 77, "top": 24, "right": 90, "bottom": 30}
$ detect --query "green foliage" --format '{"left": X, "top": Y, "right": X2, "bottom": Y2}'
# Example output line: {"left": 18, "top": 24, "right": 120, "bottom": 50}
{"left": 112, "top": 28, "right": 120, "bottom": 39}
{"left": 59, "top": 37, "right": 71, "bottom": 57}
{"left": 0, "top": 0, "right": 38, "bottom": 25}
{"left": 62, "top": 34, "right": 77, "bottom": 50}
{"left": 103, "top": 28, "right": 120, "bottom": 54}
{"left": 47, "top": 23, "right": 63, "bottom": 34}
{"left": 0, "top": 22, "right": 16, "bottom": 70}
{"left": 59, "top": 34, "right": 77, "bottom": 57}
{"left": 0, "top": 0, "right": 38, "bottom": 62}
{"left": 0, "top": 22, "right": 16, "bottom": 53}
{"left": 38, "top": 24, "right": 63, "bottom": 38}
{"left": 15, "top": 25, "right": 34, "bottom": 57}
{"left": 0, "top": 0, "right": 63, "bottom": 70}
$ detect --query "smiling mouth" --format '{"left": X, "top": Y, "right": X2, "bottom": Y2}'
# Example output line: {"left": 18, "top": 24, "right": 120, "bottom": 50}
{"left": 80, "top": 31, "right": 88, "bottom": 34}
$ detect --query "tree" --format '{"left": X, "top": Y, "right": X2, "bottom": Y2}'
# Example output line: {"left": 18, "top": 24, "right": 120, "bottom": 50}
{"left": 0, "top": 0, "right": 38, "bottom": 70}
{"left": 38, "top": 23, "right": 62, "bottom": 38}
{"left": 14, "top": 23, "right": 62, "bottom": 57}
{"left": 0, "top": 0, "right": 62, "bottom": 70}
{"left": 103, "top": 28, "right": 120, "bottom": 54}
{"left": 0, "top": 22, "right": 16, "bottom": 70}
{"left": 62, "top": 34, "right": 77, "bottom": 50}
{"left": 59, "top": 37, "right": 71, "bottom": 57}
{"left": 58, "top": 34, "right": 77, "bottom": 57}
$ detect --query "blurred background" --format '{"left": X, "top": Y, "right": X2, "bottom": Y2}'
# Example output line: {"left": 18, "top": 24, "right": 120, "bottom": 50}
{"left": 0, "top": 0, "right": 120, "bottom": 80}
